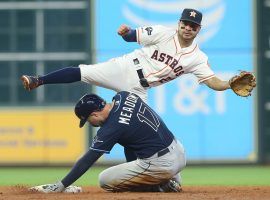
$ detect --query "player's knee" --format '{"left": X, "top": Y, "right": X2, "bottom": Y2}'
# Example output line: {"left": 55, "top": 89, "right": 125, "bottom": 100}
{"left": 98, "top": 171, "right": 106, "bottom": 188}
{"left": 98, "top": 171, "right": 114, "bottom": 191}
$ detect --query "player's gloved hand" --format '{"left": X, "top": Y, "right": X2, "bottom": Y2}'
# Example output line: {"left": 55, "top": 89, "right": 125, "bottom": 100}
{"left": 29, "top": 181, "right": 65, "bottom": 193}
{"left": 229, "top": 71, "right": 256, "bottom": 97}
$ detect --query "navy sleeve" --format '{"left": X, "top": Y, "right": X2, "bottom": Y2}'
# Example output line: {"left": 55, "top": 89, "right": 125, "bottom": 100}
{"left": 61, "top": 149, "right": 103, "bottom": 187}
{"left": 122, "top": 29, "right": 137, "bottom": 42}
{"left": 90, "top": 126, "right": 122, "bottom": 154}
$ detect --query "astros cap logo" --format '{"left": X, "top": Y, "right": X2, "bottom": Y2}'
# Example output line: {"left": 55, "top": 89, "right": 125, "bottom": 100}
{"left": 190, "top": 11, "right": 197, "bottom": 18}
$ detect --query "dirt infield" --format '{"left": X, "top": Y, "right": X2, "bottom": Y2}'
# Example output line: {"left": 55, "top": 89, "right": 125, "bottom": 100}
{"left": 0, "top": 185, "right": 269, "bottom": 200}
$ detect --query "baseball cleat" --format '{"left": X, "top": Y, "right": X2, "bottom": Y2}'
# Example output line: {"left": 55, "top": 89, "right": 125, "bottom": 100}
{"left": 29, "top": 183, "right": 63, "bottom": 193}
{"left": 159, "top": 180, "right": 182, "bottom": 192}
{"left": 21, "top": 75, "right": 41, "bottom": 91}
{"left": 29, "top": 184, "right": 82, "bottom": 193}
{"left": 63, "top": 185, "right": 82, "bottom": 193}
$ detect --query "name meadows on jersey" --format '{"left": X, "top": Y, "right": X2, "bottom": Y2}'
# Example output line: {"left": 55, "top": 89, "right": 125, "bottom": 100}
{"left": 118, "top": 93, "right": 139, "bottom": 125}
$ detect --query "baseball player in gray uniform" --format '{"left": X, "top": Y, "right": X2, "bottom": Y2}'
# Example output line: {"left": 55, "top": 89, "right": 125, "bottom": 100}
{"left": 30, "top": 91, "right": 186, "bottom": 193}
{"left": 21, "top": 8, "right": 233, "bottom": 102}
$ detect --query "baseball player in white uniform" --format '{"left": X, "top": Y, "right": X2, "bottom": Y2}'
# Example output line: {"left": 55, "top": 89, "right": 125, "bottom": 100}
{"left": 21, "top": 8, "right": 231, "bottom": 102}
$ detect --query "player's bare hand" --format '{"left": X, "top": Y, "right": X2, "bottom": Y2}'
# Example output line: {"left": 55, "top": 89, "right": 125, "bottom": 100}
{"left": 117, "top": 24, "right": 130, "bottom": 36}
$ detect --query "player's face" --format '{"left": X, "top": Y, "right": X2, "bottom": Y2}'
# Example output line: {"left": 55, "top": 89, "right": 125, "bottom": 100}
{"left": 178, "top": 20, "right": 201, "bottom": 40}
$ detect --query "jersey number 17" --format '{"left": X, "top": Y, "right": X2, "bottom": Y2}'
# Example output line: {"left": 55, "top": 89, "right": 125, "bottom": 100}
{"left": 137, "top": 102, "right": 160, "bottom": 132}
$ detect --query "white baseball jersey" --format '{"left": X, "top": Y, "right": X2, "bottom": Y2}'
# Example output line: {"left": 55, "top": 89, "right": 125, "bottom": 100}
{"left": 125, "top": 25, "right": 215, "bottom": 87}
{"left": 79, "top": 25, "right": 215, "bottom": 102}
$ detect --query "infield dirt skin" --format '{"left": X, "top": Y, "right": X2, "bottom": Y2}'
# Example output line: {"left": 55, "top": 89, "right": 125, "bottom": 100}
{"left": 0, "top": 185, "right": 269, "bottom": 200}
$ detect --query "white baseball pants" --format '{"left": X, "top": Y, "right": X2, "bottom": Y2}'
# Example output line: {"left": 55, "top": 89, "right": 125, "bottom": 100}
{"left": 79, "top": 57, "right": 148, "bottom": 102}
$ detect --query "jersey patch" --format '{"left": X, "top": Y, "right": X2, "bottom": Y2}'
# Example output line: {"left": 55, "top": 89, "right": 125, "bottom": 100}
{"left": 145, "top": 27, "right": 153, "bottom": 35}
{"left": 92, "top": 135, "right": 104, "bottom": 146}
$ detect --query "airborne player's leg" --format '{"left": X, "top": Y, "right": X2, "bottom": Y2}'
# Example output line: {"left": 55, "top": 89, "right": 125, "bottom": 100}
{"left": 21, "top": 67, "right": 81, "bottom": 91}
{"left": 21, "top": 59, "right": 129, "bottom": 92}
{"left": 21, "top": 58, "right": 148, "bottom": 101}
{"left": 79, "top": 58, "right": 147, "bottom": 101}
{"left": 79, "top": 59, "right": 132, "bottom": 92}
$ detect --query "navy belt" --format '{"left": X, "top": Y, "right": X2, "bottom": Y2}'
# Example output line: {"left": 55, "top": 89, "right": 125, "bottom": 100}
{"left": 157, "top": 147, "right": 170, "bottom": 157}
{"left": 133, "top": 58, "right": 149, "bottom": 88}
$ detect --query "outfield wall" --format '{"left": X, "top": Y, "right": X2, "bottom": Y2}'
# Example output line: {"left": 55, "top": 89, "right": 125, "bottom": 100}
{"left": 0, "top": 108, "right": 86, "bottom": 164}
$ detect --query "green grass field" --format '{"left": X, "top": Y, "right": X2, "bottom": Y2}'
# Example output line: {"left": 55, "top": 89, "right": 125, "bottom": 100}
{"left": 0, "top": 165, "right": 269, "bottom": 186}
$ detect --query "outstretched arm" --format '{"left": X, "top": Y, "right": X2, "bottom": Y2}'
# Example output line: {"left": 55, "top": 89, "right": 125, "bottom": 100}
{"left": 61, "top": 149, "right": 103, "bottom": 187}
{"left": 117, "top": 24, "right": 137, "bottom": 42}
{"left": 29, "top": 149, "right": 103, "bottom": 193}
{"left": 203, "top": 76, "right": 230, "bottom": 91}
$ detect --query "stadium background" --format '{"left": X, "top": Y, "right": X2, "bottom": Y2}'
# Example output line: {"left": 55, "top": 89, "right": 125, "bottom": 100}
{"left": 0, "top": 0, "right": 269, "bottom": 168}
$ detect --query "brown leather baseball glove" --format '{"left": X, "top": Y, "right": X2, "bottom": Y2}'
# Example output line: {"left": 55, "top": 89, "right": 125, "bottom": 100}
{"left": 229, "top": 71, "right": 256, "bottom": 97}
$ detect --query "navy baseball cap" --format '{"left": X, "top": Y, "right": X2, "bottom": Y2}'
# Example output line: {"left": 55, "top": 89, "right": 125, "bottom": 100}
{"left": 74, "top": 94, "right": 106, "bottom": 128}
{"left": 180, "top": 8, "right": 202, "bottom": 25}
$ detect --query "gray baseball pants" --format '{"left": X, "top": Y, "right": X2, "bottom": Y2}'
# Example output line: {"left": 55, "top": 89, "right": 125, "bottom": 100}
{"left": 98, "top": 139, "right": 186, "bottom": 192}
